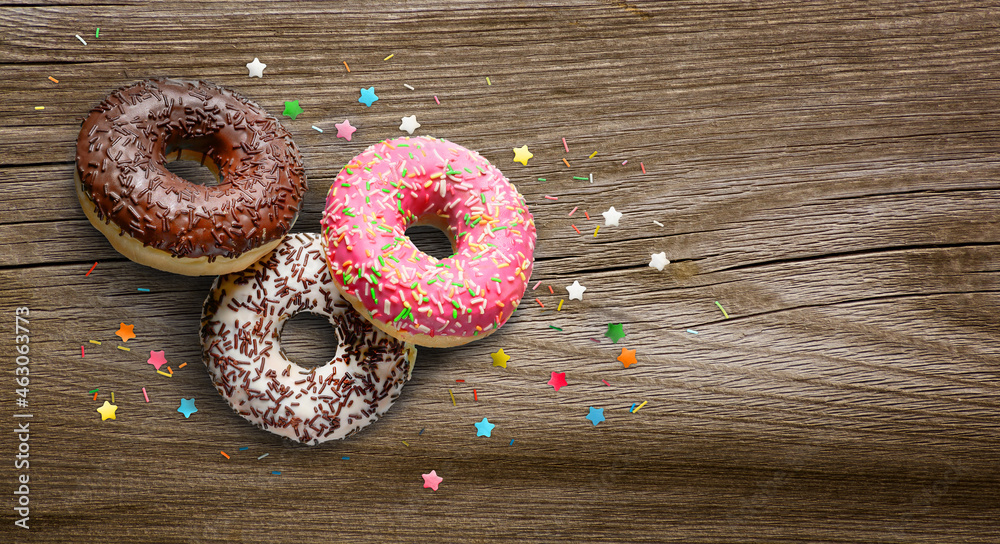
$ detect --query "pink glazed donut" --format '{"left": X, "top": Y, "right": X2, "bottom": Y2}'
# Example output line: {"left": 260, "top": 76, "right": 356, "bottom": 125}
{"left": 321, "top": 136, "right": 536, "bottom": 347}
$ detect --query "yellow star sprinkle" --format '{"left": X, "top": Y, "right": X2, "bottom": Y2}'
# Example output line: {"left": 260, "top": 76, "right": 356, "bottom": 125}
{"left": 491, "top": 348, "right": 510, "bottom": 369}
{"left": 97, "top": 400, "right": 118, "bottom": 421}
{"left": 512, "top": 145, "right": 533, "bottom": 166}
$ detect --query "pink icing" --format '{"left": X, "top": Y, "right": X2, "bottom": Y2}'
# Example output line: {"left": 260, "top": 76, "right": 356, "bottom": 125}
{"left": 321, "top": 136, "right": 536, "bottom": 342}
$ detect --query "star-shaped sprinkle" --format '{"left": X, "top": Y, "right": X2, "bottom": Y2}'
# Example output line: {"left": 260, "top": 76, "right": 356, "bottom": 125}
{"left": 617, "top": 347, "right": 637, "bottom": 368}
{"left": 399, "top": 115, "right": 420, "bottom": 134}
{"left": 282, "top": 100, "right": 303, "bottom": 120}
{"left": 605, "top": 323, "right": 625, "bottom": 343}
{"left": 512, "top": 145, "right": 533, "bottom": 166}
{"left": 474, "top": 417, "right": 495, "bottom": 437}
{"left": 147, "top": 350, "right": 167, "bottom": 370}
{"left": 97, "top": 401, "right": 117, "bottom": 421}
{"left": 422, "top": 470, "right": 443, "bottom": 491}
{"left": 566, "top": 280, "right": 587, "bottom": 301}
{"left": 586, "top": 406, "right": 605, "bottom": 426}
{"left": 491, "top": 348, "right": 510, "bottom": 368}
{"left": 335, "top": 119, "right": 357, "bottom": 141}
{"left": 649, "top": 252, "right": 670, "bottom": 271}
{"left": 359, "top": 86, "right": 379, "bottom": 107}
{"left": 115, "top": 323, "right": 135, "bottom": 342}
{"left": 602, "top": 206, "right": 623, "bottom": 227}
{"left": 547, "top": 371, "right": 567, "bottom": 392}
{"left": 245, "top": 57, "right": 266, "bottom": 78}
{"left": 177, "top": 398, "right": 198, "bottom": 418}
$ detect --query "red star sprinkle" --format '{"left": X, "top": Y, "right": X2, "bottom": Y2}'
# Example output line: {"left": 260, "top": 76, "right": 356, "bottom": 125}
{"left": 547, "top": 371, "right": 567, "bottom": 391}
{"left": 147, "top": 350, "right": 167, "bottom": 370}
{"left": 422, "top": 470, "right": 443, "bottom": 491}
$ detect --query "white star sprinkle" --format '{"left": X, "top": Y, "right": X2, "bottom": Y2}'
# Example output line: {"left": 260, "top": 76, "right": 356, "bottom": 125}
{"left": 566, "top": 280, "right": 587, "bottom": 301}
{"left": 649, "top": 252, "right": 670, "bottom": 271}
{"left": 399, "top": 115, "right": 421, "bottom": 134}
{"left": 601, "top": 206, "right": 622, "bottom": 227}
{"left": 246, "top": 58, "right": 266, "bottom": 78}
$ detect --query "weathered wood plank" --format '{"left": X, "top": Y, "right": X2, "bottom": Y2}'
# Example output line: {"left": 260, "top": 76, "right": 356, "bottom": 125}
{"left": 2, "top": 1, "right": 999, "bottom": 542}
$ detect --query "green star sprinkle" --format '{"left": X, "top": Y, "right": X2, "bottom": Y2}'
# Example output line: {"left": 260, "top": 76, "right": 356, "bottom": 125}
{"left": 605, "top": 323, "right": 625, "bottom": 343}
{"left": 283, "top": 100, "right": 304, "bottom": 119}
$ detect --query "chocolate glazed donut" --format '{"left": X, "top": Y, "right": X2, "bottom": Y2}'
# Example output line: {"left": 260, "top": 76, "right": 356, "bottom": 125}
{"left": 75, "top": 78, "right": 307, "bottom": 276}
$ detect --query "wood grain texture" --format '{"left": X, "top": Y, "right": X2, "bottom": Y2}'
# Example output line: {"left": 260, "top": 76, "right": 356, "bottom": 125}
{"left": 1, "top": 1, "right": 999, "bottom": 542}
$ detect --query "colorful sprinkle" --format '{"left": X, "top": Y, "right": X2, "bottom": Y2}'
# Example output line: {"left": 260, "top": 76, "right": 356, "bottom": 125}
{"left": 547, "top": 371, "right": 568, "bottom": 391}
{"left": 136, "top": 287, "right": 150, "bottom": 292}
{"left": 568, "top": 207, "right": 578, "bottom": 216}
{"left": 257, "top": 453, "right": 270, "bottom": 460}
{"left": 178, "top": 398, "right": 197, "bottom": 418}
{"left": 343, "top": 61, "right": 351, "bottom": 72}
{"left": 544, "top": 195, "right": 558, "bottom": 201}
{"left": 562, "top": 137, "right": 569, "bottom": 152}
{"left": 589, "top": 151, "right": 598, "bottom": 158}
{"left": 715, "top": 301, "right": 730, "bottom": 319}
{"left": 220, "top": 451, "right": 230, "bottom": 459}
{"left": 142, "top": 387, "right": 149, "bottom": 402}
{"left": 687, "top": 329, "right": 699, "bottom": 334}
{"left": 633, "top": 400, "right": 648, "bottom": 413}
{"left": 75, "top": 34, "right": 87, "bottom": 45}
{"left": 383, "top": 53, "right": 394, "bottom": 61}
{"left": 48, "top": 76, "right": 59, "bottom": 84}
{"left": 562, "top": 158, "right": 571, "bottom": 168}
{"left": 474, "top": 417, "right": 495, "bottom": 437}
{"left": 312, "top": 125, "right": 324, "bottom": 132}
{"left": 449, "top": 389, "right": 456, "bottom": 406}
{"left": 403, "top": 84, "right": 415, "bottom": 90}
{"left": 85, "top": 262, "right": 98, "bottom": 276}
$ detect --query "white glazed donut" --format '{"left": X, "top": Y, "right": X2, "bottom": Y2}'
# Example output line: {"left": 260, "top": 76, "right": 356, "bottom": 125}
{"left": 200, "top": 233, "right": 417, "bottom": 445}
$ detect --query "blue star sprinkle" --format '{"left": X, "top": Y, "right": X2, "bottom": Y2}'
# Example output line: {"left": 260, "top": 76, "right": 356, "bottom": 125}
{"left": 359, "top": 86, "right": 379, "bottom": 107}
{"left": 177, "top": 398, "right": 198, "bottom": 418}
{"left": 474, "top": 417, "right": 495, "bottom": 437}
{"left": 586, "top": 406, "right": 605, "bottom": 426}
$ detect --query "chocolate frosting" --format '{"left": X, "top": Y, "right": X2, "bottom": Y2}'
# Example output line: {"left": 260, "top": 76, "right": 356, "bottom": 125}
{"left": 75, "top": 78, "right": 307, "bottom": 259}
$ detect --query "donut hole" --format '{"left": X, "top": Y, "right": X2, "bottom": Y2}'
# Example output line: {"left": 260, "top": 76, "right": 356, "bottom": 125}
{"left": 164, "top": 153, "right": 222, "bottom": 187}
{"left": 278, "top": 311, "right": 342, "bottom": 369}
{"left": 405, "top": 224, "right": 455, "bottom": 259}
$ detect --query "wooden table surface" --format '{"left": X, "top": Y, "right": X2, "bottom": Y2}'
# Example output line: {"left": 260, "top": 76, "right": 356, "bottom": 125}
{"left": 2, "top": 1, "right": 999, "bottom": 542}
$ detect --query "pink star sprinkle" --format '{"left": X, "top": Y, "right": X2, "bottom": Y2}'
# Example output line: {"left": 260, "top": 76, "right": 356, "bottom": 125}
{"left": 335, "top": 119, "right": 357, "bottom": 141}
{"left": 547, "top": 371, "right": 567, "bottom": 392}
{"left": 147, "top": 350, "right": 167, "bottom": 370}
{"left": 422, "top": 470, "right": 443, "bottom": 491}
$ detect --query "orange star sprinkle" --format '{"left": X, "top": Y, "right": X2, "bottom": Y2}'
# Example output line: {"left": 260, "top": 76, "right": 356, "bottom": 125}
{"left": 115, "top": 323, "right": 136, "bottom": 342}
{"left": 617, "top": 347, "right": 637, "bottom": 368}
